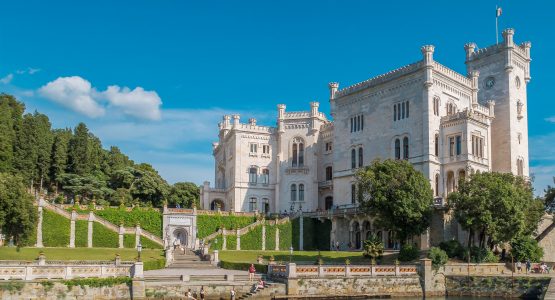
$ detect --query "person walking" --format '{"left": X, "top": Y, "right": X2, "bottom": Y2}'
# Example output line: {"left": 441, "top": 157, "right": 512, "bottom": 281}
{"left": 186, "top": 288, "right": 196, "bottom": 300}
{"left": 248, "top": 264, "right": 256, "bottom": 282}
{"left": 230, "top": 288, "right": 236, "bottom": 300}
{"left": 526, "top": 259, "right": 531, "bottom": 274}
{"left": 516, "top": 261, "right": 522, "bottom": 273}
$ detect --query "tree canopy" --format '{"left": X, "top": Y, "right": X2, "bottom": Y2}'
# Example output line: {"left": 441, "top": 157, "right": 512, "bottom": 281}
{"left": 544, "top": 177, "right": 555, "bottom": 213}
{"left": 355, "top": 159, "right": 434, "bottom": 243}
{"left": 0, "top": 172, "right": 37, "bottom": 246}
{"left": 448, "top": 172, "right": 544, "bottom": 249}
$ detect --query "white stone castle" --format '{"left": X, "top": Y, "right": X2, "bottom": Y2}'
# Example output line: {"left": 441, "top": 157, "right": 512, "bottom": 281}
{"left": 200, "top": 28, "right": 531, "bottom": 249}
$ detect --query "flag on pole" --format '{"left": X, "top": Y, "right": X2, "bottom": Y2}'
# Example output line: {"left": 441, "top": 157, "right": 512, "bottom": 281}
{"left": 496, "top": 7, "right": 502, "bottom": 17}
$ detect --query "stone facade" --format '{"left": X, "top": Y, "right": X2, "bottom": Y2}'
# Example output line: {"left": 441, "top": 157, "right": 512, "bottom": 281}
{"left": 201, "top": 28, "right": 531, "bottom": 248}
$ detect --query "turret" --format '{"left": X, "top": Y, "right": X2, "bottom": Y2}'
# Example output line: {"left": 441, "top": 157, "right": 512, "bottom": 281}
{"left": 310, "top": 101, "right": 320, "bottom": 133}
{"left": 328, "top": 82, "right": 339, "bottom": 117}
{"left": 468, "top": 70, "right": 480, "bottom": 109}
{"left": 277, "top": 104, "right": 286, "bottom": 133}
{"left": 232, "top": 114, "right": 240, "bottom": 128}
{"left": 421, "top": 45, "right": 435, "bottom": 88}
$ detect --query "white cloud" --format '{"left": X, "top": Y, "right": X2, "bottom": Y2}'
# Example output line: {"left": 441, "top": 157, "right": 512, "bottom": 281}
{"left": 38, "top": 76, "right": 106, "bottom": 118}
{"left": 103, "top": 85, "right": 162, "bottom": 120}
{"left": 0, "top": 74, "right": 13, "bottom": 84}
{"left": 545, "top": 116, "right": 555, "bottom": 123}
{"left": 16, "top": 67, "right": 41, "bottom": 75}
{"left": 38, "top": 76, "right": 163, "bottom": 120}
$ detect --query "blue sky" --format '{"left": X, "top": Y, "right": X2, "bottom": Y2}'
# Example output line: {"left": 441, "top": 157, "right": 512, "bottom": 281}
{"left": 0, "top": 1, "right": 554, "bottom": 195}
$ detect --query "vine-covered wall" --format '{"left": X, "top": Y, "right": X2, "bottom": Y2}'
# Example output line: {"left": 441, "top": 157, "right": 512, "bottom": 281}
{"left": 43, "top": 210, "right": 70, "bottom": 247}
{"left": 197, "top": 215, "right": 256, "bottom": 239}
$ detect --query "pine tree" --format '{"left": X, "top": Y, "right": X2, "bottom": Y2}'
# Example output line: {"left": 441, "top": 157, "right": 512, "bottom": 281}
{"left": 33, "top": 112, "right": 53, "bottom": 192}
{"left": 50, "top": 128, "right": 72, "bottom": 192}
{"left": 68, "top": 123, "right": 91, "bottom": 175}
{"left": 14, "top": 114, "right": 39, "bottom": 189}
{"left": 0, "top": 94, "right": 25, "bottom": 173}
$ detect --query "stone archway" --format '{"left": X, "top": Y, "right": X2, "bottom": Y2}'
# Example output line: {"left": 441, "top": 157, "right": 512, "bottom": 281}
{"left": 173, "top": 227, "right": 189, "bottom": 247}
{"left": 210, "top": 199, "right": 225, "bottom": 211}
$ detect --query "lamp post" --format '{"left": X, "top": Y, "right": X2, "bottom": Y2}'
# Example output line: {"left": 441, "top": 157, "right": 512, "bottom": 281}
{"left": 137, "top": 242, "right": 143, "bottom": 262}
{"left": 289, "top": 246, "right": 294, "bottom": 263}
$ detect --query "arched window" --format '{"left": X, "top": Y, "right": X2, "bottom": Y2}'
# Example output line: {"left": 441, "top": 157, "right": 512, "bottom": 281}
{"left": 434, "top": 134, "right": 439, "bottom": 156}
{"left": 249, "top": 167, "right": 257, "bottom": 183}
{"left": 262, "top": 198, "right": 270, "bottom": 213}
{"left": 358, "top": 147, "right": 363, "bottom": 168}
{"left": 292, "top": 144, "right": 298, "bottom": 167}
{"left": 395, "top": 139, "right": 401, "bottom": 160}
{"left": 403, "top": 137, "right": 409, "bottom": 160}
{"left": 298, "top": 143, "right": 304, "bottom": 167}
{"left": 435, "top": 174, "right": 439, "bottom": 197}
{"left": 326, "top": 166, "right": 333, "bottom": 181}
{"left": 290, "top": 184, "right": 297, "bottom": 202}
{"left": 517, "top": 158, "right": 524, "bottom": 176}
{"left": 351, "top": 149, "right": 356, "bottom": 169}
{"left": 249, "top": 197, "right": 258, "bottom": 212}
{"left": 351, "top": 184, "right": 356, "bottom": 204}
{"left": 261, "top": 169, "right": 269, "bottom": 184}
{"left": 433, "top": 97, "right": 440, "bottom": 116}
{"left": 299, "top": 184, "right": 305, "bottom": 201}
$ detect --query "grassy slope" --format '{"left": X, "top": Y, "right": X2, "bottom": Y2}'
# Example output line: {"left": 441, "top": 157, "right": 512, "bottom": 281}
{"left": 0, "top": 247, "right": 164, "bottom": 263}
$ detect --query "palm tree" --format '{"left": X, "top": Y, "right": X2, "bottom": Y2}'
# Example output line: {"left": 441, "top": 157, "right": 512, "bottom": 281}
{"left": 363, "top": 234, "right": 384, "bottom": 262}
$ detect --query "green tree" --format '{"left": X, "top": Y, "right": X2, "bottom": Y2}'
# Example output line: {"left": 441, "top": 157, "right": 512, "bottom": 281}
{"left": 544, "top": 177, "right": 555, "bottom": 213}
{"left": 168, "top": 182, "right": 200, "bottom": 208}
{"left": 68, "top": 123, "right": 91, "bottom": 175}
{"left": 0, "top": 173, "right": 38, "bottom": 246}
{"left": 50, "top": 128, "right": 72, "bottom": 192}
{"left": 510, "top": 235, "right": 544, "bottom": 262}
{"left": 0, "top": 94, "right": 25, "bottom": 173}
{"left": 132, "top": 163, "right": 170, "bottom": 207}
{"left": 356, "top": 159, "right": 433, "bottom": 243}
{"left": 58, "top": 173, "right": 113, "bottom": 203}
{"left": 105, "top": 146, "right": 133, "bottom": 175}
{"left": 448, "top": 172, "right": 544, "bottom": 249}
{"left": 33, "top": 113, "right": 53, "bottom": 192}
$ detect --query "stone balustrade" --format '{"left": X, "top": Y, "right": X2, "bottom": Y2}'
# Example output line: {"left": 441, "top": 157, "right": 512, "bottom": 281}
{"left": 268, "top": 263, "right": 418, "bottom": 279}
{"left": 0, "top": 260, "right": 136, "bottom": 280}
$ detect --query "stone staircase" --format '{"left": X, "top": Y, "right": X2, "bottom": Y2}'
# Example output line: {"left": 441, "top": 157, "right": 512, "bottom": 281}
{"left": 167, "top": 249, "right": 215, "bottom": 269}
{"left": 238, "top": 281, "right": 281, "bottom": 300}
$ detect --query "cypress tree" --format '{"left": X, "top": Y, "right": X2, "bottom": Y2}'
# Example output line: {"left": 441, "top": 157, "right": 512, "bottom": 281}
{"left": 68, "top": 123, "right": 91, "bottom": 175}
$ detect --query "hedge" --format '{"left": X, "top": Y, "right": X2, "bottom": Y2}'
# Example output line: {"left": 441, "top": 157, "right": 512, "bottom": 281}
{"left": 197, "top": 214, "right": 256, "bottom": 239}
{"left": 302, "top": 218, "right": 331, "bottom": 251}
{"left": 92, "top": 222, "right": 119, "bottom": 248}
{"left": 144, "top": 258, "right": 166, "bottom": 271}
{"left": 74, "top": 220, "right": 88, "bottom": 247}
{"left": 95, "top": 207, "right": 162, "bottom": 238}
{"left": 278, "top": 221, "right": 293, "bottom": 250}
{"left": 43, "top": 210, "right": 70, "bottom": 247}
{"left": 220, "top": 261, "right": 268, "bottom": 273}
{"left": 240, "top": 225, "right": 263, "bottom": 250}
{"left": 209, "top": 235, "right": 223, "bottom": 251}
{"left": 265, "top": 225, "right": 276, "bottom": 250}
{"left": 226, "top": 234, "right": 237, "bottom": 250}
{"left": 124, "top": 234, "right": 135, "bottom": 248}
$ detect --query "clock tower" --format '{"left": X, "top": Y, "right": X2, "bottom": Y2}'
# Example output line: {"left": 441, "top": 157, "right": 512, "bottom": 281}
{"left": 464, "top": 28, "right": 531, "bottom": 176}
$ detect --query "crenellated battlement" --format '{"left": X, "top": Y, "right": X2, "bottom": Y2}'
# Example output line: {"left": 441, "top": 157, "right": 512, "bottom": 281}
{"left": 335, "top": 61, "right": 422, "bottom": 98}
{"left": 284, "top": 111, "right": 327, "bottom": 120}
{"left": 432, "top": 61, "right": 472, "bottom": 86}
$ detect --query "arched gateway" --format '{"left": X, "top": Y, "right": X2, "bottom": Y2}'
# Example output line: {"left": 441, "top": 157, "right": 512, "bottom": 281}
{"left": 162, "top": 207, "right": 198, "bottom": 250}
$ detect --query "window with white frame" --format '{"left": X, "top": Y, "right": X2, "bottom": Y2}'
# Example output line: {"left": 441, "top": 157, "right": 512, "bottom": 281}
{"left": 292, "top": 138, "right": 304, "bottom": 167}
{"left": 433, "top": 97, "right": 440, "bottom": 116}
{"left": 262, "top": 145, "right": 270, "bottom": 154}
{"left": 250, "top": 143, "right": 258, "bottom": 154}
{"left": 290, "top": 184, "right": 297, "bottom": 202}
{"left": 449, "top": 135, "right": 462, "bottom": 157}
{"left": 261, "top": 168, "right": 269, "bottom": 184}
{"left": 249, "top": 167, "right": 257, "bottom": 184}
{"left": 249, "top": 197, "right": 258, "bottom": 211}
{"left": 298, "top": 184, "right": 304, "bottom": 201}
{"left": 471, "top": 135, "right": 484, "bottom": 158}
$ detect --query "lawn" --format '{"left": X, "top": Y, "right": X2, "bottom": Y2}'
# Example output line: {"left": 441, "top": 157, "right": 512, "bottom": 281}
{"left": 218, "top": 250, "right": 401, "bottom": 265}
{"left": 0, "top": 247, "right": 164, "bottom": 263}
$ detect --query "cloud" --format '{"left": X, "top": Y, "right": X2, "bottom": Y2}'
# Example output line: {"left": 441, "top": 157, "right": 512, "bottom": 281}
{"left": 0, "top": 74, "right": 13, "bottom": 84}
{"left": 38, "top": 76, "right": 106, "bottom": 118}
{"left": 16, "top": 67, "right": 41, "bottom": 75}
{"left": 38, "top": 76, "right": 162, "bottom": 120}
{"left": 545, "top": 116, "right": 555, "bottom": 123}
{"left": 103, "top": 85, "right": 162, "bottom": 120}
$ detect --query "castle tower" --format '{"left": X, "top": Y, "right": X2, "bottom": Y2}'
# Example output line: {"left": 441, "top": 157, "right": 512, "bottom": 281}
{"left": 465, "top": 28, "right": 531, "bottom": 176}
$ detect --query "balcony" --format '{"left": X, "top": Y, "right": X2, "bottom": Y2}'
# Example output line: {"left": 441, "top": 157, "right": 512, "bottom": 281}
{"left": 286, "top": 167, "right": 309, "bottom": 175}
{"left": 318, "top": 180, "right": 333, "bottom": 188}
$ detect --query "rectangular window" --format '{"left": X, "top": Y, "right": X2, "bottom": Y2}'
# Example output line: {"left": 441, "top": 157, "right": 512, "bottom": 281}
{"left": 361, "top": 115, "right": 364, "bottom": 130}
{"left": 250, "top": 143, "right": 257, "bottom": 153}
{"left": 325, "top": 142, "right": 332, "bottom": 152}
{"left": 401, "top": 102, "right": 405, "bottom": 119}
{"left": 394, "top": 105, "right": 397, "bottom": 121}
{"left": 249, "top": 198, "right": 257, "bottom": 212}
{"left": 326, "top": 166, "right": 333, "bottom": 181}
{"left": 249, "top": 168, "right": 257, "bottom": 184}
{"left": 262, "top": 145, "right": 270, "bottom": 154}
{"left": 397, "top": 103, "right": 401, "bottom": 120}
{"left": 261, "top": 169, "right": 269, "bottom": 184}
{"left": 350, "top": 118, "right": 353, "bottom": 132}
{"left": 351, "top": 184, "right": 356, "bottom": 204}
{"left": 449, "top": 137, "right": 455, "bottom": 157}
{"left": 456, "top": 135, "right": 461, "bottom": 155}
{"left": 406, "top": 101, "right": 409, "bottom": 118}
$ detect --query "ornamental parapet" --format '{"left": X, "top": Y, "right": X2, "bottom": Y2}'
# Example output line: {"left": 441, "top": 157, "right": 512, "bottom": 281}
{"left": 268, "top": 263, "right": 418, "bottom": 279}
{"left": 440, "top": 107, "right": 493, "bottom": 127}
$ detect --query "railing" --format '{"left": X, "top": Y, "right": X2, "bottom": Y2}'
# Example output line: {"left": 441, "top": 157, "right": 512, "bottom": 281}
{"left": 268, "top": 263, "right": 418, "bottom": 278}
{"left": 0, "top": 260, "right": 136, "bottom": 280}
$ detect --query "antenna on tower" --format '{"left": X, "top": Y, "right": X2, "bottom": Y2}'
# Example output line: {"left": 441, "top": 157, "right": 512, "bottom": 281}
{"left": 495, "top": 2, "right": 503, "bottom": 44}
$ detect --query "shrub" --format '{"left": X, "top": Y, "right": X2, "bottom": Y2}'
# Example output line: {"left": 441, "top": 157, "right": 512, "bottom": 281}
{"left": 510, "top": 235, "right": 544, "bottom": 262}
{"left": 278, "top": 221, "right": 293, "bottom": 250}
{"left": 265, "top": 225, "right": 276, "bottom": 250}
{"left": 439, "top": 240, "right": 465, "bottom": 259}
{"left": 398, "top": 245, "right": 419, "bottom": 262}
{"left": 428, "top": 247, "right": 448, "bottom": 270}
{"left": 363, "top": 234, "right": 384, "bottom": 260}
{"left": 220, "top": 261, "right": 268, "bottom": 273}
{"left": 463, "top": 247, "right": 499, "bottom": 263}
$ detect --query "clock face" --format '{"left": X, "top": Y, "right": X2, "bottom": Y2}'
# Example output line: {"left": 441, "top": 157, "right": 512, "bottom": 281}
{"left": 485, "top": 77, "right": 495, "bottom": 89}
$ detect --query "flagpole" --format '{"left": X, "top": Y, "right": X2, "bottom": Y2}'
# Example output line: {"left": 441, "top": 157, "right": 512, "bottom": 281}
{"left": 495, "top": 5, "right": 499, "bottom": 44}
